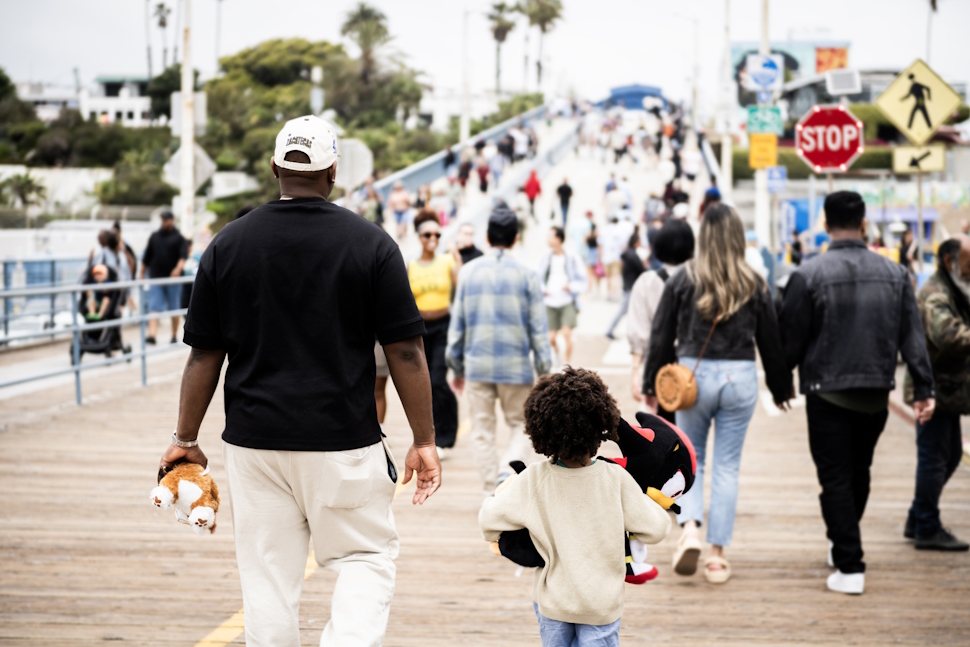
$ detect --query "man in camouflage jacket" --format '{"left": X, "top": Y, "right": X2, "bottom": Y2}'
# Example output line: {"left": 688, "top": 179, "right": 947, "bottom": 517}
{"left": 905, "top": 235, "right": 970, "bottom": 551}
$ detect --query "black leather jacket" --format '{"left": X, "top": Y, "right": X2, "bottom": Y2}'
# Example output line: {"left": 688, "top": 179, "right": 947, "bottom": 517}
{"left": 644, "top": 265, "right": 793, "bottom": 405}
{"left": 779, "top": 238, "right": 934, "bottom": 400}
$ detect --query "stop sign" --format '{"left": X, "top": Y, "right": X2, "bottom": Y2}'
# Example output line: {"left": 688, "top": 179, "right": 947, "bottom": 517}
{"left": 795, "top": 104, "right": 865, "bottom": 173}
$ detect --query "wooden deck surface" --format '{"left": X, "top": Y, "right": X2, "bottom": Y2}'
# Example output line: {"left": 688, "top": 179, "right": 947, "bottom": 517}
{"left": 1, "top": 330, "right": 969, "bottom": 646}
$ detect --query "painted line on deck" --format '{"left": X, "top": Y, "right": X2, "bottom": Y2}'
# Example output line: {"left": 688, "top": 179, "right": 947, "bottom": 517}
{"left": 194, "top": 552, "right": 319, "bottom": 647}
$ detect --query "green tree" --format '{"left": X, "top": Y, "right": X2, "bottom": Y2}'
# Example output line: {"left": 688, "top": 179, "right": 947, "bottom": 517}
{"left": 95, "top": 149, "right": 176, "bottom": 205}
{"left": 520, "top": 0, "right": 562, "bottom": 87}
{"left": 146, "top": 64, "right": 199, "bottom": 120}
{"left": 1, "top": 171, "right": 46, "bottom": 208}
{"left": 340, "top": 2, "right": 391, "bottom": 86}
{"left": 488, "top": 3, "right": 517, "bottom": 95}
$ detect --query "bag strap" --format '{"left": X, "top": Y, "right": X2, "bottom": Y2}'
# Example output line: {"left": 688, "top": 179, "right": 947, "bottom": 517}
{"left": 690, "top": 313, "right": 721, "bottom": 377}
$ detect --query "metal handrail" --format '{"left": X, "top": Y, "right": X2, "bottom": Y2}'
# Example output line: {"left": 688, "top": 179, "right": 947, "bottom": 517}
{"left": 1, "top": 275, "right": 190, "bottom": 299}
{"left": 0, "top": 275, "right": 196, "bottom": 404}
{"left": 371, "top": 103, "right": 548, "bottom": 200}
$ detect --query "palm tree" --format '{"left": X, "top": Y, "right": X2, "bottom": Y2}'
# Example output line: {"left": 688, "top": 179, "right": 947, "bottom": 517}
{"left": 1, "top": 172, "right": 47, "bottom": 227}
{"left": 520, "top": 0, "right": 562, "bottom": 88}
{"left": 154, "top": 3, "right": 171, "bottom": 68}
{"left": 487, "top": 3, "right": 516, "bottom": 96}
{"left": 515, "top": 2, "right": 530, "bottom": 92}
{"left": 341, "top": 2, "right": 391, "bottom": 86}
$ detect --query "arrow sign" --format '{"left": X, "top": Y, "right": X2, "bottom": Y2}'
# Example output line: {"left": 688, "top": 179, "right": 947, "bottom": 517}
{"left": 909, "top": 151, "right": 932, "bottom": 169}
{"left": 892, "top": 145, "right": 946, "bottom": 174}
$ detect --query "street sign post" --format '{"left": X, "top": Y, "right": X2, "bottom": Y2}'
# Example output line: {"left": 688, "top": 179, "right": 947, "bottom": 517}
{"left": 794, "top": 104, "right": 864, "bottom": 173}
{"left": 877, "top": 60, "right": 961, "bottom": 273}
{"left": 163, "top": 143, "right": 216, "bottom": 194}
{"left": 744, "top": 54, "right": 784, "bottom": 92}
{"left": 749, "top": 133, "right": 778, "bottom": 170}
{"left": 892, "top": 145, "right": 946, "bottom": 174}
{"left": 767, "top": 165, "right": 787, "bottom": 194}
{"left": 876, "top": 59, "right": 962, "bottom": 147}
{"left": 747, "top": 106, "right": 783, "bottom": 135}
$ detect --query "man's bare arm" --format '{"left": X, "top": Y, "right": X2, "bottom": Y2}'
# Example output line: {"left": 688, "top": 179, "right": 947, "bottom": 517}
{"left": 384, "top": 337, "right": 435, "bottom": 446}
{"left": 158, "top": 347, "right": 226, "bottom": 474}
{"left": 384, "top": 336, "right": 441, "bottom": 504}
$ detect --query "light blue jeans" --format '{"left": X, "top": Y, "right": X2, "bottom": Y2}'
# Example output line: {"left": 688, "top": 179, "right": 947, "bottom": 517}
{"left": 533, "top": 603, "right": 620, "bottom": 647}
{"left": 675, "top": 357, "right": 759, "bottom": 547}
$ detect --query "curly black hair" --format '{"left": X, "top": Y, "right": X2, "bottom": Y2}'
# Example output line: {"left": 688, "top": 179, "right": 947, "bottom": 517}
{"left": 524, "top": 367, "right": 621, "bottom": 464}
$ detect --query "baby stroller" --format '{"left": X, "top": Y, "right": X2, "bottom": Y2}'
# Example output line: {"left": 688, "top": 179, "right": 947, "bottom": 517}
{"left": 70, "top": 269, "right": 131, "bottom": 364}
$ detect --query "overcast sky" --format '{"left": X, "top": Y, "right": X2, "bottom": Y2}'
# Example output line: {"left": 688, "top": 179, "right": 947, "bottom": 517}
{"left": 2, "top": 0, "right": 968, "bottom": 117}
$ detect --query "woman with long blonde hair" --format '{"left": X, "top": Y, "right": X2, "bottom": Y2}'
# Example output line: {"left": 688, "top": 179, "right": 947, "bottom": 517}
{"left": 644, "top": 204, "right": 792, "bottom": 584}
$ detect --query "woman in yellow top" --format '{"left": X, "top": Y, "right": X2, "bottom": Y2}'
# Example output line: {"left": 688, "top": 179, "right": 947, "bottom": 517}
{"left": 408, "top": 210, "right": 462, "bottom": 456}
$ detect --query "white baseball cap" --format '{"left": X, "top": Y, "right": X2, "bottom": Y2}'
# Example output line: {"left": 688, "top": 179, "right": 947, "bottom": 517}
{"left": 274, "top": 115, "right": 339, "bottom": 172}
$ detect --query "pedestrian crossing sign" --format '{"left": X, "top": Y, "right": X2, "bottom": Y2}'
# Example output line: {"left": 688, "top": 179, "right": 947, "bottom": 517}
{"left": 876, "top": 59, "right": 963, "bottom": 146}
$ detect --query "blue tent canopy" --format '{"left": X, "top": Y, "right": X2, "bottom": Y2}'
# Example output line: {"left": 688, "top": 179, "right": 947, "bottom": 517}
{"left": 598, "top": 84, "right": 668, "bottom": 110}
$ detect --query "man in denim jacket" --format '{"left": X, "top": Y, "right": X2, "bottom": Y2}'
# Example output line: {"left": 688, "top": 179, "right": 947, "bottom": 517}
{"left": 780, "top": 191, "right": 935, "bottom": 596}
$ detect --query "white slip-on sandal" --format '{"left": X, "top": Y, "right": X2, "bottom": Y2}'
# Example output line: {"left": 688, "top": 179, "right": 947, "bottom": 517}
{"left": 672, "top": 531, "right": 703, "bottom": 576}
{"left": 703, "top": 555, "right": 732, "bottom": 584}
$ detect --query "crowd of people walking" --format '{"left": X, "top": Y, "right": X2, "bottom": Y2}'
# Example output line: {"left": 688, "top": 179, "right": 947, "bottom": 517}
{"left": 146, "top": 108, "right": 968, "bottom": 647}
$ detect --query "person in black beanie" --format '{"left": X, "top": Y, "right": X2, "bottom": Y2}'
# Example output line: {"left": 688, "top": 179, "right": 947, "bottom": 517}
{"left": 779, "top": 190, "right": 935, "bottom": 595}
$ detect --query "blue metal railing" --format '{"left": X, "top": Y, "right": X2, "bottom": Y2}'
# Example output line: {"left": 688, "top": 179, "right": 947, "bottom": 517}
{"left": 2, "top": 257, "right": 88, "bottom": 338}
{"left": 0, "top": 276, "right": 193, "bottom": 404}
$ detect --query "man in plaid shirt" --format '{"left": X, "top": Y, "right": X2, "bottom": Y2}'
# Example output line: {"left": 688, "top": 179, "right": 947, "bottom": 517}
{"left": 447, "top": 206, "right": 553, "bottom": 491}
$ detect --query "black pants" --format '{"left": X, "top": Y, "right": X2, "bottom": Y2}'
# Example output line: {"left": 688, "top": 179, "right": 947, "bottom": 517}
{"left": 423, "top": 315, "right": 458, "bottom": 448}
{"left": 806, "top": 395, "right": 888, "bottom": 574}
{"left": 908, "top": 411, "right": 963, "bottom": 538}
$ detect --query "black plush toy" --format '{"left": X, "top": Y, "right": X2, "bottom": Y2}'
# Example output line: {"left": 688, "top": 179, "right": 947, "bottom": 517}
{"left": 491, "top": 411, "right": 697, "bottom": 584}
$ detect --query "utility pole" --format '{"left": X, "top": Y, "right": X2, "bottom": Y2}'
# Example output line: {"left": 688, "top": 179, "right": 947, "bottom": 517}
{"left": 215, "top": 0, "right": 224, "bottom": 72}
{"left": 145, "top": 0, "right": 153, "bottom": 79}
{"left": 459, "top": 6, "right": 471, "bottom": 143}
{"left": 179, "top": 0, "right": 194, "bottom": 236}
{"left": 719, "top": 0, "right": 732, "bottom": 201}
{"left": 692, "top": 17, "right": 699, "bottom": 130}
{"left": 753, "top": 0, "right": 771, "bottom": 248}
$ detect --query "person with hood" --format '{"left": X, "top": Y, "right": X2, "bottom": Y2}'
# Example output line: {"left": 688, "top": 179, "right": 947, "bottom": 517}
{"left": 523, "top": 170, "right": 542, "bottom": 220}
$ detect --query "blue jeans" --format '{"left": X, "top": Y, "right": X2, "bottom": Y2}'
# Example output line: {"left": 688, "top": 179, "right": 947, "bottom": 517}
{"left": 675, "top": 358, "right": 759, "bottom": 547}
{"left": 147, "top": 283, "right": 182, "bottom": 313}
{"left": 533, "top": 603, "right": 620, "bottom": 647}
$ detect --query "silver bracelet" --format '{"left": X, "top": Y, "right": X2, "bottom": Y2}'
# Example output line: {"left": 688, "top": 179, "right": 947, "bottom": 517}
{"left": 171, "top": 431, "right": 199, "bottom": 448}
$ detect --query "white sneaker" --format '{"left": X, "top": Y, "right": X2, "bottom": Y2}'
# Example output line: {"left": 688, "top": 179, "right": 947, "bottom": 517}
{"left": 827, "top": 540, "right": 834, "bottom": 568}
{"left": 826, "top": 570, "right": 864, "bottom": 595}
{"left": 436, "top": 446, "right": 449, "bottom": 461}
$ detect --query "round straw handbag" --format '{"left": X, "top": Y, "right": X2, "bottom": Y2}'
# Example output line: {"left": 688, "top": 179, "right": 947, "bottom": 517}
{"left": 654, "top": 315, "right": 720, "bottom": 413}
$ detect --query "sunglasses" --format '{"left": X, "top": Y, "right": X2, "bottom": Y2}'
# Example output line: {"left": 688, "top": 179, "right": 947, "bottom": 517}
{"left": 420, "top": 232, "right": 442, "bottom": 239}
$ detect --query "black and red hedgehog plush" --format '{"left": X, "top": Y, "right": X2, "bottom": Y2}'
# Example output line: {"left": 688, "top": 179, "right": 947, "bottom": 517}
{"left": 493, "top": 411, "right": 697, "bottom": 584}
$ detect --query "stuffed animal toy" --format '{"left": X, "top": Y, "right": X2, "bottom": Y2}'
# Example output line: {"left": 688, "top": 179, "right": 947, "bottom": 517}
{"left": 491, "top": 412, "right": 696, "bottom": 584}
{"left": 150, "top": 463, "right": 220, "bottom": 535}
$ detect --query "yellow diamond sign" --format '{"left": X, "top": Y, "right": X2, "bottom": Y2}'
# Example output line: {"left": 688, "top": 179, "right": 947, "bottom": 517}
{"left": 876, "top": 59, "right": 963, "bottom": 146}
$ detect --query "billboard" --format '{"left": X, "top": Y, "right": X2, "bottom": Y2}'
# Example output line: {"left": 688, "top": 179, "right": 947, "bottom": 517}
{"left": 731, "top": 41, "right": 850, "bottom": 107}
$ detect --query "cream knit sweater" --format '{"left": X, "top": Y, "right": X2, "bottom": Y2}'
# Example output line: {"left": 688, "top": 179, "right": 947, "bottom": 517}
{"left": 479, "top": 459, "right": 671, "bottom": 625}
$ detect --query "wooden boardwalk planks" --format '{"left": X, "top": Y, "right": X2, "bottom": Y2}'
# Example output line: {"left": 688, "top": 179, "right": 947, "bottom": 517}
{"left": 0, "top": 334, "right": 968, "bottom": 645}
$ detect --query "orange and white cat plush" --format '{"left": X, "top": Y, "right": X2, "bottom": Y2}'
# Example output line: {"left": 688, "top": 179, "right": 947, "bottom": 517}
{"left": 150, "top": 463, "right": 220, "bottom": 535}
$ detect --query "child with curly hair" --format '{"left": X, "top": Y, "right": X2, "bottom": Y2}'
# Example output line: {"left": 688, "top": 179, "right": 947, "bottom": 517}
{"left": 479, "top": 367, "right": 671, "bottom": 646}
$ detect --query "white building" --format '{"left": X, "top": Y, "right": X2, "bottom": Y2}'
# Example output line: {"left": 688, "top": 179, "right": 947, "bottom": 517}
{"left": 15, "top": 82, "right": 80, "bottom": 122}
{"left": 78, "top": 76, "right": 153, "bottom": 128}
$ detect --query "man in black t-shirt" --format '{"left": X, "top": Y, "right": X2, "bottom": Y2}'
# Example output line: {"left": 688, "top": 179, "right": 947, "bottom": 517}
{"left": 158, "top": 115, "right": 440, "bottom": 645}
{"left": 140, "top": 211, "right": 187, "bottom": 344}
{"left": 556, "top": 178, "right": 573, "bottom": 228}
